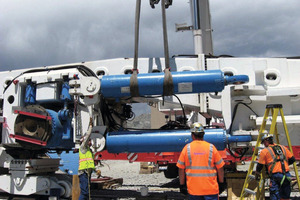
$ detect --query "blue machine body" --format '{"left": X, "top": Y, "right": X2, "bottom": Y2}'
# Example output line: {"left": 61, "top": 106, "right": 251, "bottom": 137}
{"left": 24, "top": 83, "right": 36, "bottom": 104}
{"left": 45, "top": 109, "right": 74, "bottom": 149}
{"left": 106, "top": 129, "right": 251, "bottom": 153}
{"left": 100, "top": 70, "right": 249, "bottom": 98}
{"left": 61, "top": 81, "right": 72, "bottom": 101}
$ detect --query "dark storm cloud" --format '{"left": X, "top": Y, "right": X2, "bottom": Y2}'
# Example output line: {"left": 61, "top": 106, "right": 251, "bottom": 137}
{"left": 1, "top": 1, "right": 300, "bottom": 71}
{"left": 0, "top": 1, "right": 138, "bottom": 70}
{"left": 0, "top": 1, "right": 193, "bottom": 71}
{"left": 210, "top": 0, "right": 300, "bottom": 57}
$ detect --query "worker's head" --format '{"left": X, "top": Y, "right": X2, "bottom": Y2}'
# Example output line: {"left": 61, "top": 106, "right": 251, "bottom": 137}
{"left": 261, "top": 134, "right": 273, "bottom": 147}
{"left": 190, "top": 122, "right": 205, "bottom": 140}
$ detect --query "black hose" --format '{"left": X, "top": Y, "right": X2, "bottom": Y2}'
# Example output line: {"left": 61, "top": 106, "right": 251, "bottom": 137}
{"left": 227, "top": 100, "right": 258, "bottom": 159}
{"left": 3, "top": 65, "right": 97, "bottom": 93}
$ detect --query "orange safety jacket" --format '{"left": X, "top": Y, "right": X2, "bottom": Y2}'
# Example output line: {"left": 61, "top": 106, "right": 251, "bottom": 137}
{"left": 258, "top": 144, "right": 293, "bottom": 174}
{"left": 177, "top": 140, "right": 224, "bottom": 195}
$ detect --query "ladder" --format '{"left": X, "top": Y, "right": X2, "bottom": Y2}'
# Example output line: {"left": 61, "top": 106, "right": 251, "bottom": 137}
{"left": 240, "top": 104, "right": 300, "bottom": 199}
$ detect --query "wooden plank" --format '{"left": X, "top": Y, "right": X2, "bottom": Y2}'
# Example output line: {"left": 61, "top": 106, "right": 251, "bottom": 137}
{"left": 72, "top": 175, "right": 80, "bottom": 200}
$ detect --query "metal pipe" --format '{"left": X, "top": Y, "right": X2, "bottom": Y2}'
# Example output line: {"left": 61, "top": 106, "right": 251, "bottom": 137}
{"left": 100, "top": 70, "right": 249, "bottom": 98}
{"left": 106, "top": 129, "right": 252, "bottom": 153}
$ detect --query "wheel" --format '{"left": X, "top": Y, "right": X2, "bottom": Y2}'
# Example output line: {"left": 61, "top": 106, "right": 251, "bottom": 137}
{"left": 163, "top": 164, "right": 178, "bottom": 179}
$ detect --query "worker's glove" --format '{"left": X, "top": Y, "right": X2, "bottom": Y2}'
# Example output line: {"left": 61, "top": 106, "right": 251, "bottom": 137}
{"left": 96, "top": 169, "right": 101, "bottom": 178}
{"left": 219, "top": 182, "right": 227, "bottom": 194}
{"left": 179, "top": 184, "right": 188, "bottom": 195}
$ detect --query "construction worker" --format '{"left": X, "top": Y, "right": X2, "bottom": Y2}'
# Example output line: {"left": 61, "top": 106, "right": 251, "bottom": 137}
{"left": 255, "top": 134, "right": 296, "bottom": 200}
{"left": 78, "top": 123, "right": 95, "bottom": 200}
{"left": 177, "top": 122, "right": 225, "bottom": 200}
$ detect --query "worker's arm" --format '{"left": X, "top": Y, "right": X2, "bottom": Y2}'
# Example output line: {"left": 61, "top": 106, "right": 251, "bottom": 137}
{"left": 217, "top": 166, "right": 224, "bottom": 183}
{"left": 255, "top": 163, "right": 264, "bottom": 180}
{"left": 288, "top": 156, "right": 296, "bottom": 165}
{"left": 178, "top": 168, "right": 186, "bottom": 185}
{"left": 283, "top": 146, "right": 295, "bottom": 165}
{"left": 213, "top": 145, "right": 225, "bottom": 183}
{"left": 256, "top": 163, "right": 263, "bottom": 172}
{"left": 255, "top": 149, "right": 267, "bottom": 179}
{"left": 176, "top": 145, "right": 188, "bottom": 194}
{"left": 80, "top": 118, "right": 93, "bottom": 154}
{"left": 178, "top": 168, "right": 188, "bottom": 195}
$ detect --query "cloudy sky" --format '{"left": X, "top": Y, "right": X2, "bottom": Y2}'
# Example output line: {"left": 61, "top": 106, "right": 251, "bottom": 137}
{"left": 1, "top": 0, "right": 300, "bottom": 71}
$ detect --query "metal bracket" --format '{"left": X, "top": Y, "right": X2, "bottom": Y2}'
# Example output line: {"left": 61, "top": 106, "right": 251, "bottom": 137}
{"left": 150, "top": 0, "right": 172, "bottom": 9}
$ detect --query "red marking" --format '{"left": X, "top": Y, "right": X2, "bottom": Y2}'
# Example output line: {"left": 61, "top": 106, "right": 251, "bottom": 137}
{"left": 95, "top": 151, "right": 181, "bottom": 163}
{"left": 13, "top": 80, "right": 19, "bottom": 85}
{"left": 14, "top": 110, "right": 51, "bottom": 121}
{"left": 9, "top": 134, "right": 47, "bottom": 146}
{"left": 73, "top": 74, "right": 79, "bottom": 79}
{"left": 95, "top": 146, "right": 300, "bottom": 166}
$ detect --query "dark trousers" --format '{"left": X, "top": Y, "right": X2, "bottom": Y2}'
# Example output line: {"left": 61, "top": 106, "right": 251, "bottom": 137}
{"left": 79, "top": 172, "right": 90, "bottom": 200}
{"left": 189, "top": 194, "right": 219, "bottom": 200}
{"left": 270, "top": 172, "right": 291, "bottom": 200}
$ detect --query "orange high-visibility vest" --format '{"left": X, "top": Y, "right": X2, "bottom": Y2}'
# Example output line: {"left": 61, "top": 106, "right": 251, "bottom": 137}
{"left": 177, "top": 140, "right": 224, "bottom": 195}
{"left": 258, "top": 144, "right": 293, "bottom": 174}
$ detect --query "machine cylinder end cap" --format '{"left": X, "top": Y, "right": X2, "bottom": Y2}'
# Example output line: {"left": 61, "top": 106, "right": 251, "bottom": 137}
{"left": 58, "top": 109, "right": 71, "bottom": 121}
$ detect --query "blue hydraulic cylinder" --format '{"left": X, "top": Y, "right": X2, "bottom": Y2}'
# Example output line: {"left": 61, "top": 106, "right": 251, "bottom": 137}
{"left": 100, "top": 70, "right": 249, "bottom": 98}
{"left": 106, "top": 129, "right": 251, "bottom": 153}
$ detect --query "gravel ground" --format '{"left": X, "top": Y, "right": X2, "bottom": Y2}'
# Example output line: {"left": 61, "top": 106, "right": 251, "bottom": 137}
{"left": 91, "top": 160, "right": 185, "bottom": 199}
{"left": 92, "top": 160, "right": 300, "bottom": 199}
{"left": 97, "top": 160, "right": 176, "bottom": 188}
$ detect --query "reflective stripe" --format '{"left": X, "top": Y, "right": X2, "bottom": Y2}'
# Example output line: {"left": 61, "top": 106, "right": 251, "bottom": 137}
{"left": 266, "top": 146, "right": 277, "bottom": 171}
{"left": 215, "top": 158, "right": 223, "bottom": 165}
{"left": 186, "top": 166, "right": 215, "bottom": 170}
{"left": 267, "top": 147, "right": 275, "bottom": 159}
{"left": 177, "top": 160, "right": 185, "bottom": 165}
{"left": 187, "top": 143, "right": 192, "bottom": 166}
{"left": 186, "top": 172, "right": 217, "bottom": 177}
{"left": 280, "top": 145, "right": 287, "bottom": 158}
{"left": 78, "top": 147, "right": 95, "bottom": 170}
{"left": 267, "top": 145, "right": 287, "bottom": 161}
{"left": 208, "top": 144, "right": 213, "bottom": 166}
{"left": 187, "top": 143, "right": 213, "bottom": 167}
{"left": 79, "top": 158, "right": 93, "bottom": 162}
{"left": 185, "top": 142, "right": 217, "bottom": 178}
{"left": 266, "top": 145, "right": 289, "bottom": 174}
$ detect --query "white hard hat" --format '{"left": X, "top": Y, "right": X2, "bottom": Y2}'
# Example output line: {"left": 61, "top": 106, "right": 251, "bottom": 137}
{"left": 261, "top": 134, "right": 273, "bottom": 143}
{"left": 190, "top": 122, "right": 205, "bottom": 135}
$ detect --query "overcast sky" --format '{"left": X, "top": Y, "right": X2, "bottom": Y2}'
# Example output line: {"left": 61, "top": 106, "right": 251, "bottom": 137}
{"left": 1, "top": 0, "right": 300, "bottom": 71}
